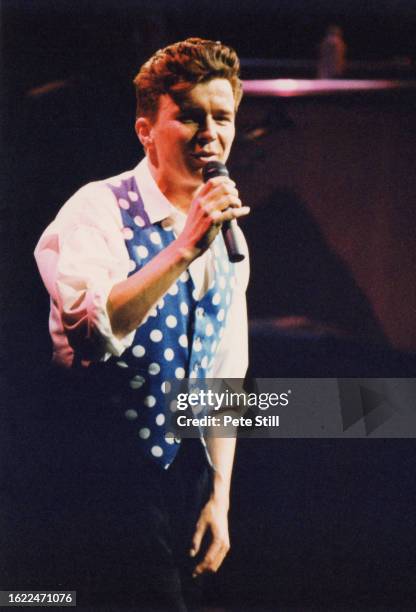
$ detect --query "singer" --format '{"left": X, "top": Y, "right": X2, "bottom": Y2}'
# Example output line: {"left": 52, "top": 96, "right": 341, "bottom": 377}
{"left": 34, "top": 38, "right": 249, "bottom": 610}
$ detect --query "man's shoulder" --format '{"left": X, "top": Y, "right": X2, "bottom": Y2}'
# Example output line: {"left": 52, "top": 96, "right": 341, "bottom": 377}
{"left": 73, "top": 166, "right": 139, "bottom": 202}
{"left": 55, "top": 166, "right": 140, "bottom": 224}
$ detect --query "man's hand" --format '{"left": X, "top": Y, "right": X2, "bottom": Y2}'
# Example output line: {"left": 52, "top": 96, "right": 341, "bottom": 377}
{"left": 189, "top": 495, "right": 230, "bottom": 577}
{"left": 178, "top": 176, "right": 250, "bottom": 260}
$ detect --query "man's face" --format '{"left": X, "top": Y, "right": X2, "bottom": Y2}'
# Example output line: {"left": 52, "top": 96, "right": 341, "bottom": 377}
{"left": 145, "top": 78, "right": 236, "bottom": 190}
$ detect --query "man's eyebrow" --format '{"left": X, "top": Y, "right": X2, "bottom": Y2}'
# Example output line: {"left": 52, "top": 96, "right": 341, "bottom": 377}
{"left": 177, "top": 104, "right": 200, "bottom": 113}
{"left": 177, "top": 104, "right": 233, "bottom": 115}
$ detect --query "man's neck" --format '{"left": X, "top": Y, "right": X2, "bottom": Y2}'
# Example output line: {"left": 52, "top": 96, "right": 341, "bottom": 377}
{"left": 147, "top": 160, "right": 201, "bottom": 214}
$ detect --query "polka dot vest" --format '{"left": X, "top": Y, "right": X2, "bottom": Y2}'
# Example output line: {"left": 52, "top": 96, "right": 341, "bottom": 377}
{"left": 106, "top": 176, "right": 235, "bottom": 469}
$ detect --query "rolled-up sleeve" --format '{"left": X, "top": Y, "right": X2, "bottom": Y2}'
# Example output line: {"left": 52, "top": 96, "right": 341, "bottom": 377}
{"left": 34, "top": 184, "right": 135, "bottom": 365}
{"left": 55, "top": 224, "right": 135, "bottom": 359}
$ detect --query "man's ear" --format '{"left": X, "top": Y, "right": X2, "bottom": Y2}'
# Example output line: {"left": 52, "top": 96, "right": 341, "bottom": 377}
{"left": 135, "top": 117, "right": 154, "bottom": 149}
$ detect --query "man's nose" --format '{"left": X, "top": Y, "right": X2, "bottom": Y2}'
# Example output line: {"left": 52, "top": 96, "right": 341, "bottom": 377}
{"left": 198, "top": 116, "right": 216, "bottom": 142}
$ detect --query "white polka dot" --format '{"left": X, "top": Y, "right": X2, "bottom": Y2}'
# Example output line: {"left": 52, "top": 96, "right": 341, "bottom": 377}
{"left": 205, "top": 323, "right": 214, "bottom": 337}
{"left": 144, "top": 395, "right": 156, "bottom": 407}
{"left": 168, "top": 283, "right": 179, "bottom": 296}
{"left": 217, "top": 309, "right": 225, "bottom": 322}
{"left": 125, "top": 409, "right": 138, "bottom": 420}
{"left": 209, "top": 278, "right": 216, "bottom": 290}
{"left": 193, "top": 338, "right": 202, "bottom": 352}
{"left": 148, "top": 362, "right": 161, "bottom": 375}
{"left": 196, "top": 307, "right": 205, "bottom": 319}
{"left": 149, "top": 307, "right": 158, "bottom": 317}
{"left": 155, "top": 413, "right": 165, "bottom": 426}
{"left": 128, "top": 190, "right": 139, "bottom": 201}
{"left": 123, "top": 227, "right": 134, "bottom": 240}
{"left": 166, "top": 315, "right": 177, "bottom": 328}
{"left": 128, "top": 259, "right": 136, "bottom": 272}
{"left": 134, "top": 215, "right": 145, "bottom": 227}
{"left": 150, "top": 329, "right": 163, "bottom": 342}
{"left": 201, "top": 356, "right": 209, "bottom": 369}
{"left": 211, "top": 340, "right": 218, "bottom": 353}
{"left": 151, "top": 445, "right": 163, "bottom": 458}
{"left": 164, "top": 348, "right": 174, "bottom": 361}
{"left": 170, "top": 400, "right": 178, "bottom": 412}
{"left": 175, "top": 367, "right": 185, "bottom": 379}
{"left": 129, "top": 375, "right": 145, "bottom": 389}
{"left": 178, "top": 334, "right": 188, "bottom": 348}
{"left": 180, "top": 302, "right": 189, "bottom": 315}
{"left": 157, "top": 298, "right": 165, "bottom": 309}
{"left": 118, "top": 198, "right": 130, "bottom": 210}
{"left": 219, "top": 276, "right": 226, "bottom": 289}
{"left": 161, "top": 381, "right": 171, "bottom": 394}
{"left": 212, "top": 292, "right": 221, "bottom": 305}
{"left": 136, "top": 245, "right": 149, "bottom": 259}
{"left": 139, "top": 428, "right": 151, "bottom": 439}
{"left": 116, "top": 360, "right": 128, "bottom": 368}
{"left": 165, "top": 433, "right": 175, "bottom": 444}
{"left": 132, "top": 345, "right": 145, "bottom": 358}
{"left": 180, "top": 271, "right": 190, "bottom": 283}
{"left": 192, "top": 289, "right": 199, "bottom": 300}
{"left": 150, "top": 232, "right": 162, "bottom": 245}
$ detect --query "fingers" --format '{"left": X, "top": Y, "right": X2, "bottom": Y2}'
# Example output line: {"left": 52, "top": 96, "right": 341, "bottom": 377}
{"left": 192, "top": 536, "right": 230, "bottom": 578}
{"left": 210, "top": 206, "right": 250, "bottom": 224}
{"left": 183, "top": 175, "right": 249, "bottom": 253}
{"left": 199, "top": 177, "right": 249, "bottom": 224}
{"left": 190, "top": 518, "right": 207, "bottom": 559}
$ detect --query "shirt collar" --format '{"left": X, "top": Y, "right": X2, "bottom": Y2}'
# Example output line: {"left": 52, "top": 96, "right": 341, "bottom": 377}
{"left": 134, "top": 157, "right": 187, "bottom": 230}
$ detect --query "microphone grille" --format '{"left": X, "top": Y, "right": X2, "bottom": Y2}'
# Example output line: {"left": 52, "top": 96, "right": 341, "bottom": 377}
{"left": 202, "top": 161, "right": 229, "bottom": 182}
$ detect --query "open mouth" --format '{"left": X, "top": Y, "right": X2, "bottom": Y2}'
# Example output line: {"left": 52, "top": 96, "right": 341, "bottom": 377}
{"left": 191, "top": 152, "right": 219, "bottom": 164}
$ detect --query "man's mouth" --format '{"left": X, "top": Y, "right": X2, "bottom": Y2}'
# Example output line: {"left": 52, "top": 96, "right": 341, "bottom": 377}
{"left": 191, "top": 152, "right": 220, "bottom": 164}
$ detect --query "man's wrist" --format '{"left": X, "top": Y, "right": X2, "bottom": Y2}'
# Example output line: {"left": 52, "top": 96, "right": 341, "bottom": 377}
{"left": 174, "top": 235, "right": 201, "bottom": 264}
{"left": 210, "top": 474, "right": 231, "bottom": 510}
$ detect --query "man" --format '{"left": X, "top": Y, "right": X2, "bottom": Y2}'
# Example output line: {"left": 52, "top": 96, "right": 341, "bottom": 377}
{"left": 35, "top": 38, "right": 249, "bottom": 609}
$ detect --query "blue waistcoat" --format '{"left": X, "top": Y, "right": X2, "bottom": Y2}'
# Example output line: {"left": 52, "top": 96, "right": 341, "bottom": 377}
{"left": 105, "top": 175, "right": 235, "bottom": 469}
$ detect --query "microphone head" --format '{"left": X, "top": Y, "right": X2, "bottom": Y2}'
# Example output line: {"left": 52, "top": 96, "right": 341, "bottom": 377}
{"left": 202, "top": 161, "right": 229, "bottom": 182}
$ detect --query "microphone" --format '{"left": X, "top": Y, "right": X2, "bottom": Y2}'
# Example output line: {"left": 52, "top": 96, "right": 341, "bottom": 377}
{"left": 202, "top": 161, "right": 245, "bottom": 263}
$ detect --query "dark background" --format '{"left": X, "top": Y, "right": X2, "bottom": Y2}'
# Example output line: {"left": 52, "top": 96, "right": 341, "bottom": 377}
{"left": 2, "top": 1, "right": 416, "bottom": 610}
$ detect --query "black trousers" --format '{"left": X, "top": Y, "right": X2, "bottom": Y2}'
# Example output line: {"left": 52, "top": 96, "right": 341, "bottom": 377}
{"left": 23, "top": 370, "right": 212, "bottom": 611}
{"left": 74, "top": 439, "right": 212, "bottom": 610}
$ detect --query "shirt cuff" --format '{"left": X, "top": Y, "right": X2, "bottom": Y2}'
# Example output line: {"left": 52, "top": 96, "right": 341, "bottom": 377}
{"left": 86, "top": 284, "right": 136, "bottom": 360}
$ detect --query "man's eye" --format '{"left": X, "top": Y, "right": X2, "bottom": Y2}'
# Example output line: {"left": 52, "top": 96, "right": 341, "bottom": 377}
{"left": 178, "top": 115, "right": 196, "bottom": 123}
{"left": 215, "top": 116, "right": 232, "bottom": 124}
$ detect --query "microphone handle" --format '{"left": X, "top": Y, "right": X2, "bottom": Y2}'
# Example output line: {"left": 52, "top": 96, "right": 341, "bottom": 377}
{"left": 222, "top": 218, "right": 245, "bottom": 263}
{"left": 202, "top": 160, "right": 245, "bottom": 263}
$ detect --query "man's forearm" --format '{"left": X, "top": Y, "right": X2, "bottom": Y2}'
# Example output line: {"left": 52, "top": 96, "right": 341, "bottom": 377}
{"left": 107, "top": 236, "right": 196, "bottom": 338}
{"left": 205, "top": 436, "right": 237, "bottom": 509}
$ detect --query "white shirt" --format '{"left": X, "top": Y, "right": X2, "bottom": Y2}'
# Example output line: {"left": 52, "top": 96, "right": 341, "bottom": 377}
{"left": 34, "top": 158, "right": 249, "bottom": 377}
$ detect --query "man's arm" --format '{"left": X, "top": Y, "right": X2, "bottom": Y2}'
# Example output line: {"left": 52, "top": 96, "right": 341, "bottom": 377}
{"left": 190, "top": 436, "right": 236, "bottom": 576}
{"left": 107, "top": 177, "right": 249, "bottom": 338}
